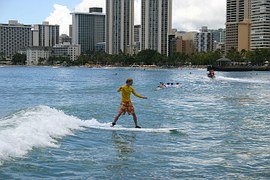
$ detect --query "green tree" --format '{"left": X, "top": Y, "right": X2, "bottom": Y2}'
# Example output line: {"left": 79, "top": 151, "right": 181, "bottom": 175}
{"left": 252, "top": 49, "right": 270, "bottom": 65}
{"left": 38, "top": 57, "right": 46, "bottom": 65}
{"left": 12, "top": 53, "right": 26, "bottom": 65}
{"left": 0, "top": 52, "right": 5, "bottom": 61}
{"left": 169, "top": 52, "right": 189, "bottom": 66}
{"left": 226, "top": 47, "right": 241, "bottom": 62}
{"left": 135, "top": 49, "right": 167, "bottom": 65}
{"left": 189, "top": 51, "right": 221, "bottom": 65}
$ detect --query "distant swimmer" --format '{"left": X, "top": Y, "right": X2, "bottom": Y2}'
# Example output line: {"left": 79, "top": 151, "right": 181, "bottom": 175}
{"left": 112, "top": 78, "right": 147, "bottom": 128}
{"left": 158, "top": 82, "right": 180, "bottom": 89}
{"left": 158, "top": 82, "right": 166, "bottom": 89}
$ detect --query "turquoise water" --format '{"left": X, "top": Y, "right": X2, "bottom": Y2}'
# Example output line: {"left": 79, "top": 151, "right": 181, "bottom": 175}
{"left": 0, "top": 66, "right": 269, "bottom": 179}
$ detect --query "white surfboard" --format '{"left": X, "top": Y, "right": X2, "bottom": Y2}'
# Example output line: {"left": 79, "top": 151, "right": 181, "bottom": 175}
{"left": 83, "top": 119, "right": 181, "bottom": 133}
{"left": 88, "top": 123, "right": 179, "bottom": 133}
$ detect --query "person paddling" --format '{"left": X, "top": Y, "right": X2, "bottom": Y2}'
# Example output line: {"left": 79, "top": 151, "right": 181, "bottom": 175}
{"left": 112, "top": 78, "right": 147, "bottom": 128}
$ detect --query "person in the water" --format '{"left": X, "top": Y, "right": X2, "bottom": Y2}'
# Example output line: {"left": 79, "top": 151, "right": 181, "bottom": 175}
{"left": 112, "top": 78, "right": 147, "bottom": 128}
{"left": 208, "top": 69, "right": 215, "bottom": 78}
{"left": 158, "top": 82, "right": 166, "bottom": 88}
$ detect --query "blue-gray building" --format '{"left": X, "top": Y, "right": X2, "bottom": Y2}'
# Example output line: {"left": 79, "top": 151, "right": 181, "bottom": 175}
{"left": 71, "top": 8, "right": 105, "bottom": 53}
{"left": 0, "top": 20, "right": 32, "bottom": 59}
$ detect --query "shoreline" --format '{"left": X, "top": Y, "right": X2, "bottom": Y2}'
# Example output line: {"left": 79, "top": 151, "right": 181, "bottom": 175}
{"left": 0, "top": 64, "right": 208, "bottom": 70}
{"left": 2, "top": 64, "right": 270, "bottom": 71}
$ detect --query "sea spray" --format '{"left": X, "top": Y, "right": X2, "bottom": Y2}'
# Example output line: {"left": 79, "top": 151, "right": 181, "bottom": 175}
{"left": 0, "top": 106, "right": 94, "bottom": 161}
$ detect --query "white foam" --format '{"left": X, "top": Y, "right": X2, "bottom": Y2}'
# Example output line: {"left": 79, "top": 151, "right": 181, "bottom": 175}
{"left": 0, "top": 106, "right": 180, "bottom": 163}
{"left": 217, "top": 76, "right": 270, "bottom": 84}
{"left": 0, "top": 106, "right": 93, "bottom": 162}
{"left": 156, "top": 85, "right": 181, "bottom": 91}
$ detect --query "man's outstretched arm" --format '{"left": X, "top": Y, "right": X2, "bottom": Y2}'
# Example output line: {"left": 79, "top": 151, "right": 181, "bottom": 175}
{"left": 132, "top": 88, "right": 147, "bottom": 99}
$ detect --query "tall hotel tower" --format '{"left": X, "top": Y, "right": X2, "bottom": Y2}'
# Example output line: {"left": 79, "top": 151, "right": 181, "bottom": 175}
{"left": 251, "top": 0, "right": 270, "bottom": 49}
{"left": 141, "top": 0, "right": 172, "bottom": 55}
{"left": 71, "top": 8, "right": 105, "bottom": 53}
{"left": 226, "top": 0, "right": 251, "bottom": 52}
{"left": 106, "top": 0, "right": 134, "bottom": 54}
{"left": 32, "top": 21, "right": 60, "bottom": 47}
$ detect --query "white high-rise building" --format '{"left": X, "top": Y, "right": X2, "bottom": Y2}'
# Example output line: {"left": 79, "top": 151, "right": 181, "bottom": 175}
{"left": 32, "top": 21, "right": 59, "bottom": 47}
{"left": 134, "top": 25, "right": 141, "bottom": 52}
{"left": 196, "top": 26, "right": 214, "bottom": 52}
{"left": 0, "top": 20, "right": 32, "bottom": 59}
{"left": 106, "top": 0, "right": 134, "bottom": 54}
{"left": 141, "top": 0, "right": 172, "bottom": 55}
{"left": 251, "top": 0, "right": 270, "bottom": 50}
{"left": 26, "top": 47, "right": 51, "bottom": 65}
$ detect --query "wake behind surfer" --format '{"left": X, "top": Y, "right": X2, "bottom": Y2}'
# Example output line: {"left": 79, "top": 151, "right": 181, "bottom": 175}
{"left": 112, "top": 78, "right": 147, "bottom": 128}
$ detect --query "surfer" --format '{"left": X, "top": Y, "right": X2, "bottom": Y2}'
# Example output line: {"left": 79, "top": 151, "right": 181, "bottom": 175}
{"left": 112, "top": 78, "right": 147, "bottom": 128}
{"left": 208, "top": 69, "right": 215, "bottom": 78}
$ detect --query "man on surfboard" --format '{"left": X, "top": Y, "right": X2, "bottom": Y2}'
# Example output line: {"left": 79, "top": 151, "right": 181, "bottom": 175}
{"left": 112, "top": 78, "right": 147, "bottom": 128}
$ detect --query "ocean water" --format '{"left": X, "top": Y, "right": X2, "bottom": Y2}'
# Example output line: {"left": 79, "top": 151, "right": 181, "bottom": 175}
{"left": 0, "top": 66, "right": 269, "bottom": 179}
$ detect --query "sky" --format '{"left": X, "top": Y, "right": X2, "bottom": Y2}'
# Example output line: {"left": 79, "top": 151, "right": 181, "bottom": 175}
{"left": 0, "top": 0, "right": 226, "bottom": 35}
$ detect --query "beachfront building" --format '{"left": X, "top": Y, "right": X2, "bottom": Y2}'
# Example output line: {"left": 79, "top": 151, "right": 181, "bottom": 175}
{"left": 168, "top": 35, "right": 178, "bottom": 57}
{"left": 210, "top": 28, "right": 226, "bottom": 43}
{"left": 214, "top": 42, "right": 226, "bottom": 53}
{"left": 220, "top": 29, "right": 226, "bottom": 43}
{"left": 106, "top": 0, "right": 134, "bottom": 54}
{"left": 32, "top": 21, "right": 59, "bottom": 47}
{"left": 196, "top": 26, "right": 214, "bottom": 52}
{"left": 168, "top": 31, "right": 197, "bottom": 56}
{"left": 71, "top": 8, "right": 105, "bottom": 53}
{"left": 251, "top": 0, "right": 270, "bottom": 49}
{"left": 134, "top": 25, "right": 141, "bottom": 52}
{"left": 52, "top": 43, "right": 81, "bottom": 61}
{"left": 226, "top": 0, "right": 251, "bottom": 52}
{"left": 141, "top": 0, "right": 172, "bottom": 55}
{"left": 0, "top": 20, "right": 32, "bottom": 59}
{"left": 26, "top": 47, "right": 51, "bottom": 65}
{"left": 182, "top": 32, "right": 197, "bottom": 55}
{"left": 59, "top": 34, "right": 72, "bottom": 44}
{"left": 209, "top": 28, "right": 226, "bottom": 52}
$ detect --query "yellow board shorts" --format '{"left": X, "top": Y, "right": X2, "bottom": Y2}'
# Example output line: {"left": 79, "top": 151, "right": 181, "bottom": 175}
{"left": 119, "top": 101, "right": 135, "bottom": 115}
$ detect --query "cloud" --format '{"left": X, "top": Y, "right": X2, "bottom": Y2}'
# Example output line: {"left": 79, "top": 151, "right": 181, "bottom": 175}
{"left": 45, "top": 0, "right": 226, "bottom": 35}
{"left": 134, "top": 0, "right": 141, "bottom": 25}
{"left": 45, "top": 4, "right": 71, "bottom": 35}
{"left": 172, "top": 0, "right": 226, "bottom": 31}
{"left": 75, "top": 0, "right": 105, "bottom": 12}
{"left": 46, "top": 0, "right": 106, "bottom": 34}
{"left": 127, "top": 0, "right": 226, "bottom": 30}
